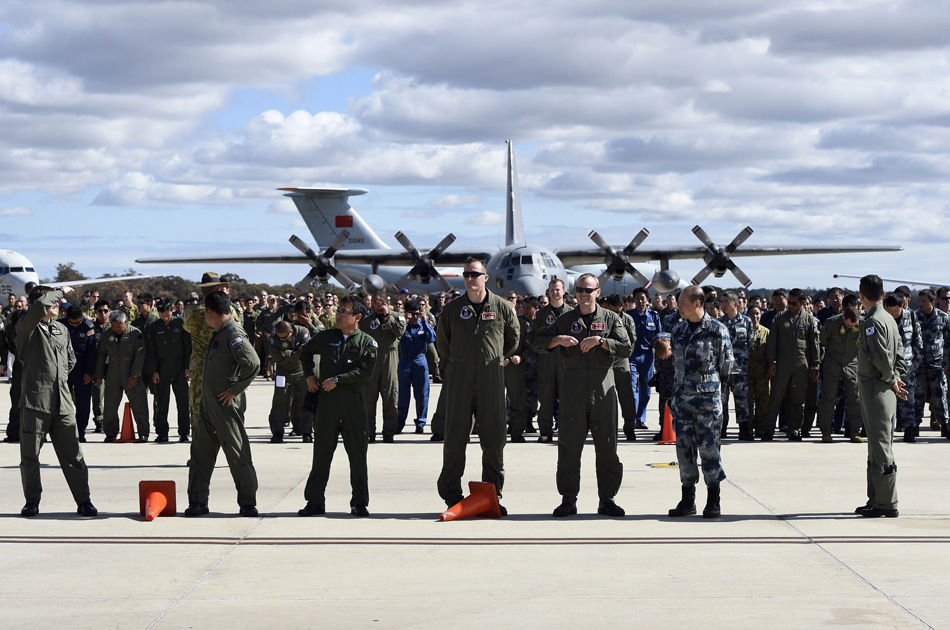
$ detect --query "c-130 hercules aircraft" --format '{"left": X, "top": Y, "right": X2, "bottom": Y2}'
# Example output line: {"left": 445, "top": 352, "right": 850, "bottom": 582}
{"left": 137, "top": 141, "right": 901, "bottom": 295}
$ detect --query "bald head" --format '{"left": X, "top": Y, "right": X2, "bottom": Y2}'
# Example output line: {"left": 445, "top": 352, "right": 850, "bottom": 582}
{"left": 678, "top": 285, "right": 706, "bottom": 322}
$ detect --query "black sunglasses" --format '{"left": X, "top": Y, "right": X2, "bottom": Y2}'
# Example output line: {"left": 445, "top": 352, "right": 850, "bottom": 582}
{"left": 462, "top": 271, "right": 486, "bottom": 279}
{"left": 576, "top": 287, "right": 598, "bottom": 294}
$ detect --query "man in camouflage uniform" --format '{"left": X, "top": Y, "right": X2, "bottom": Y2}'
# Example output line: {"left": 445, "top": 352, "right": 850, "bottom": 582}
{"left": 667, "top": 285, "right": 733, "bottom": 519}
{"left": 267, "top": 319, "right": 312, "bottom": 443}
{"left": 914, "top": 289, "right": 950, "bottom": 438}
{"left": 719, "top": 291, "right": 753, "bottom": 441}
{"left": 94, "top": 310, "right": 149, "bottom": 441}
{"left": 763, "top": 288, "right": 820, "bottom": 441}
{"left": 885, "top": 292, "right": 923, "bottom": 442}
{"left": 817, "top": 296, "right": 863, "bottom": 442}
{"left": 855, "top": 275, "right": 907, "bottom": 518}
{"left": 183, "top": 272, "right": 238, "bottom": 425}
{"left": 359, "top": 293, "right": 406, "bottom": 442}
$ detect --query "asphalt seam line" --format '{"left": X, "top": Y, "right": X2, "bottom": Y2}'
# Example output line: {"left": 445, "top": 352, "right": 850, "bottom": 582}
{"left": 727, "top": 478, "right": 933, "bottom": 629}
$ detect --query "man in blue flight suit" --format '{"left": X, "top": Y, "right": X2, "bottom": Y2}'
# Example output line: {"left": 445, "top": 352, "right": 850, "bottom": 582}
{"left": 59, "top": 305, "right": 97, "bottom": 442}
{"left": 627, "top": 287, "right": 662, "bottom": 435}
{"left": 398, "top": 299, "right": 436, "bottom": 434}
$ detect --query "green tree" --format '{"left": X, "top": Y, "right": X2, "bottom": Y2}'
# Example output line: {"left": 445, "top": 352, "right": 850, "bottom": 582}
{"left": 55, "top": 262, "right": 87, "bottom": 282}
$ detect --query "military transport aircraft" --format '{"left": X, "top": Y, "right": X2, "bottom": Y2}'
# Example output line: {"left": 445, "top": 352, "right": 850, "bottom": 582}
{"left": 0, "top": 249, "right": 150, "bottom": 301}
{"left": 136, "top": 141, "right": 901, "bottom": 296}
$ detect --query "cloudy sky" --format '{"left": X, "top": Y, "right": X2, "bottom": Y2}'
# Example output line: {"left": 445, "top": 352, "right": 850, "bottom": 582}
{"left": 1, "top": 0, "right": 948, "bottom": 290}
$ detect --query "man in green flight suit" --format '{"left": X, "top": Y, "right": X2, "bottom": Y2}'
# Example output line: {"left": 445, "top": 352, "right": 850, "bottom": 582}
{"left": 855, "top": 274, "right": 907, "bottom": 518}
{"left": 267, "top": 319, "right": 313, "bottom": 443}
{"left": 817, "top": 295, "right": 863, "bottom": 443}
{"left": 146, "top": 298, "right": 192, "bottom": 443}
{"left": 185, "top": 291, "right": 261, "bottom": 517}
{"left": 534, "top": 278, "right": 569, "bottom": 442}
{"left": 436, "top": 257, "right": 519, "bottom": 512}
{"left": 16, "top": 285, "right": 97, "bottom": 518}
{"left": 359, "top": 292, "right": 406, "bottom": 442}
{"left": 298, "top": 295, "right": 377, "bottom": 517}
{"left": 535, "top": 274, "right": 631, "bottom": 517}
{"left": 94, "top": 310, "right": 150, "bottom": 442}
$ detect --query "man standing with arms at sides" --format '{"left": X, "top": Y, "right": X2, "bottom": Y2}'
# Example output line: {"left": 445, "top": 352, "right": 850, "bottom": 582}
{"left": 763, "top": 288, "right": 820, "bottom": 441}
{"left": 146, "top": 299, "right": 192, "bottom": 443}
{"left": 298, "top": 295, "right": 377, "bottom": 517}
{"left": 398, "top": 299, "right": 436, "bottom": 435}
{"left": 602, "top": 294, "right": 638, "bottom": 440}
{"left": 185, "top": 291, "right": 260, "bottom": 517}
{"left": 885, "top": 291, "right": 923, "bottom": 442}
{"left": 667, "top": 285, "right": 733, "bottom": 519}
{"left": 534, "top": 278, "right": 568, "bottom": 443}
{"left": 89, "top": 299, "right": 112, "bottom": 434}
{"left": 627, "top": 287, "right": 663, "bottom": 434}
{"left": 855, "top": 275, "right": 907, "bottom": 518}
{"left": 94, "top": 310, "right": 150, "bottom": 442}
{"left": 360, "top": 293, "right": 406, "bottom": 442}
{"left": 914, "top": 289, "right": 950, "bottom": 438}
{"left": 817, "top": 295, "right": 864, "bottom": 443}
{"left": 536, "top": 275, "right": 631, "bottom": 517}
{"left": 719, "top": 291, "right": 753, "bottom": 441}
{"left": 436, "top": 257, "right": 519, "bottom": 513}
{"left": 17, "top": 285, "right": 97, "bottom": 518}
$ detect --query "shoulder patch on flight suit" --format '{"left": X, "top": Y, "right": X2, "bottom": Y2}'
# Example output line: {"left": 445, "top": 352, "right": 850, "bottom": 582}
{"left": 866, "top": 326, "right": 876, "bottom": 336}
{"left": 460, "top": 306, "right": 474, "bottom": 320}
{"left": 784, "top": 321, "right": 790, "bottom": 328}
{"left": 370, "top": 339, "right": 378, "bottom": 347}
{"left": 570, "top": 320, "right": 583, "bottom": 334}
{"left": 370, "top": 319, "right": 380, "bottom": 330}
{"left": 545, "top": 313, "right": 555, "bottom": 325}
{"left": 86, "top": 329, "right": 95, "bottom": 336}
{"left": 231, "top": 336, "right": 244, "bottom": 346}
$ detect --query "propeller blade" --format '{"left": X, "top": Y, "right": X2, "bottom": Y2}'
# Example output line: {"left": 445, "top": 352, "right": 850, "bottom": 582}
{"left": 726, "top": 260, "right": 753, "bottom": 288}
{"left": 691, "top": 225, "right": 716, "bottom": 250}
{"left": 394, "top": 231, "right": 420, "bottom": 258}
{"left": 294, "top": 267, "right": 320, "bottom": 293}
{"left": 622, "top": 228, "right": 650, "bottom": 256}
{"left": 289, "top": 235, "right": 318, "bottom": 260}
{"left": 624, "top": 262, "right": 652, "bottom": 288}
{"left": 429, "top": 233, "right": 456, "bottom": 259}
{"left": 691, "top": 265, "right": 714, "bottom": 286}
{"left": 394, "top": 270, "right": 416, "bottom": 290}
{"left": 429, "top": 269, "right": 454, "bottom": 292}
{"left": 327, "top": 266, "right": 356, "bottom": 291}
{"left": 322, "top": 230, "right": 351, "bottom": 260}
{"left": 725, "top": 226, "right": 753, "bottom": 254}
{"left": 588, "top": 230, "right": 614, "bottom": 254}
{"left": 597, "top": 269, "right": 614, "bottom": 288}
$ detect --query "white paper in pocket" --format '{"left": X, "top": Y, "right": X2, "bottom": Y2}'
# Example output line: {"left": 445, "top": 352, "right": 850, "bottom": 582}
{"left": 276, "top": 375, "right": 286, "bottom": 388}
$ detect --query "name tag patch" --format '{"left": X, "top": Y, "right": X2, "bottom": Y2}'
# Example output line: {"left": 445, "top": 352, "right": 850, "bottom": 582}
{"left": 591, "top": 323, "right": 605, "bottom": 331}
{"left": 481, "top": 312, "right": 496, "bottom": 321}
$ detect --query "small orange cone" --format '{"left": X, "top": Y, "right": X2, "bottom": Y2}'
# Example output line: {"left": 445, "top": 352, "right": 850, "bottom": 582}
{"left": 658, "top": 402, "right": 677, "bottom": 445}
{"left": 440, "top": 481, "right": 502, "bottom": 521}
{"left": 139, "top": 480, "right": 176, "bottom": 521}
{"left": 117, "top": 402, "right": 136, "bottom": 443}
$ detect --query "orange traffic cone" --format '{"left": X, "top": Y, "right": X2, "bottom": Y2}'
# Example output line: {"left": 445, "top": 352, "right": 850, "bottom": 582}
{"left": 658, "top": 402, "right": 677, "bottom": 445}
{"left": 440, "top": 481, "right": 502, "bottom": 521}
{"left": 139, "top": 480, "right": 176, "bottom": 521}
{"left": 117, "top": 402, "right": 136, "bottom": 443}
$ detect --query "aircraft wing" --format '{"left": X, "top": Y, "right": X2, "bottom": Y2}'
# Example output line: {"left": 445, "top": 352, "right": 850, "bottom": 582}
{"left": 833, "top": 274, "right": 946, "bottom": 288}
{"left": 555, "top": 245, "right": 903, "bottom": 267}
{"left": 136, "top": 249, "right": 495, "bottom": 267}
{"left": 48, "top": 274, "right": 158, "bottom": 288}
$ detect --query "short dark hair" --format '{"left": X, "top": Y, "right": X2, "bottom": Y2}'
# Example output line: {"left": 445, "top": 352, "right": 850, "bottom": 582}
{"left": 919, "top": 288, "right": 936, "bottom": 302}
{"left": 66, "top": 305, "right": 83, "bottom": 320}
{"left": 27, "top": 285, "right": 55, "bottom": 305}
{"left": 842, "top": 294, "right": 859, "bottom": 308}
{"left": 464, "top": 256, "right": 487, "bottom": 271}
{"left": 339, "top": 295, "right": 368, "bottom": 319}
{"left": 772, "top": 289, "right": 787, "bottom": 298}
{"left": 843, "top": 305, "right": 860, "bottom": 322}
{"left": 293, "top": 300, "right": 311, "bottom": 313}
{"left": 893, "top": 285, "right": 912, "bottom": 299}
{"left": 859, "top": 275, "right": 884, "bottom": 302}
{"left": 632, "top": 287, "right": 649, "bottom": 299}
{"left": 205, "top": 290, "right": 231, "bottom": 315}
{"left": 274, "top": 320, "right": 293, "bottom": 334}
{"left": 604, "top": 294, "right": 623, "bottom": 308}
{"left": 521, "top": 296, "right": 539, "bottom": 309}
{"left": 883, "top": 295, "right": 902, "bottom": 308}
{"left": 788, "top": 288, "right": 806, "bottom": 301}
{"left": 155, "top": 298, "right": 173, "bottom": 312}
{"left": 404, "top": 299, "right": 421, "bottom": 313}
{"left": 94, "top": 299, "right": 110, "bottom": 311}
{"left": 137, "top": 293, "right": 153, "bottom": 303}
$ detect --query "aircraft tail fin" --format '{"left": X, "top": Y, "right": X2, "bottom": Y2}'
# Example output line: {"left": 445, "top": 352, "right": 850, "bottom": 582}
{"left": 505, "top": 140, "right": 526, "bottom": 247}
{"left": 278, "top": 187, "right": 389, "bottom": 250}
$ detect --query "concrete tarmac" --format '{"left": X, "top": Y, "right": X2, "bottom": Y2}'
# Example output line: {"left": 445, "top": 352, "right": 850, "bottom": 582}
{"left": 1, "top": 378, "right": 948, "bottom": 629}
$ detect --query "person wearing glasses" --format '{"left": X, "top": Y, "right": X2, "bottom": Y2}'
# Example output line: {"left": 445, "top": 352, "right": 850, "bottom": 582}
{"left": 436, "top": 257, "right": 519, "bottom": 513}
{"left": 298, "top": 295, "right": 377, "bottom": 517}
{"left": 535, "top": 274, "right": 631, "bottom": 517}
{"left": 90, "top": 299, "right": 112, "bottom": 433}
{"left": 761, "top": 288, "right": 820, "bottom": 441}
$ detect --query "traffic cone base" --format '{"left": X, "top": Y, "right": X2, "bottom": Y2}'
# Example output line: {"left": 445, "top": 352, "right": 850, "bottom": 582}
{"left": 440, "top": 481, "right": 501, "bottom": 521}
{"left": 139, "top": 480, "right": 177, "bottom": 520}
{"left": 117, "top": 402, "right": 136, "bottom": 443}
{"left": 658, "top": 402, "right": 677, "bottom": 445}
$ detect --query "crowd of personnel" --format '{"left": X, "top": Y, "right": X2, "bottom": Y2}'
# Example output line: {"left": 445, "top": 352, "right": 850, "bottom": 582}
{"left": 0, "top": 264, "right": 921, "bottom": 520}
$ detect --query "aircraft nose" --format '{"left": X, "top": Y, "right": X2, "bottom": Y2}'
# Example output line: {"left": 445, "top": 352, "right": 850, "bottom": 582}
{"left": 504, "top": 276, "right": 549, "bottom": 298}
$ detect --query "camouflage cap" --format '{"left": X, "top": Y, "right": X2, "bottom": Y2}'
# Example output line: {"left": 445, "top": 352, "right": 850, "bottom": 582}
{"left": 197, "top": 271, "right": 229, "bottom": 289}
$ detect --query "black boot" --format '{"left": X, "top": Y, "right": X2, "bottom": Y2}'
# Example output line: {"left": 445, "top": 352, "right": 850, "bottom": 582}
{"left": 668, "top": 484, "right": 696, "bottom": 517}
{"left": 702, "top": 485, "right": 721, "bottom": 518}
{"left": 903, "top": 426, "right": 916, "bottom": 443}
{"left": 737, "top": 423, "right": 754, "bottom": 441}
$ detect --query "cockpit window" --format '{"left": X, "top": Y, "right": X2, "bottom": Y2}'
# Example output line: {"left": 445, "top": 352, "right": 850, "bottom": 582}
{"left": 0, "top": 266, "right": 9, "bottom": 274}
{"left": 520, "top": 255, "right": 533, "bottom": 266}
{"left": 10, "top": 266, "right": 23, "bottom": 272}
